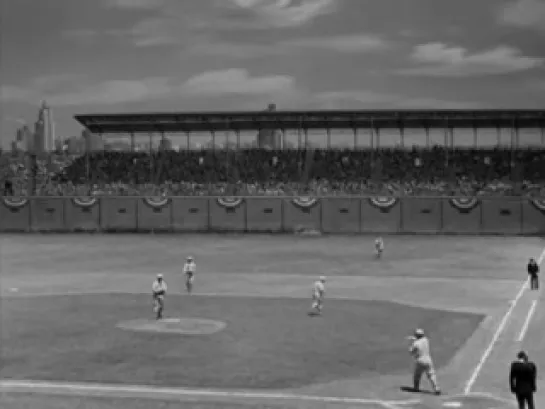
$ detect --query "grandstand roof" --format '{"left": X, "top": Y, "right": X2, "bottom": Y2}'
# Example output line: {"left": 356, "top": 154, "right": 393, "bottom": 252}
{"left": 75, "top": 109, "right": 545, "bottom": 134}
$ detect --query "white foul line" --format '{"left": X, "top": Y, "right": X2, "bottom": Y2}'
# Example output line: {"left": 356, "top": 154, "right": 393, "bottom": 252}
{"left": 464, "top": 246, "right": 545, "bottom": 395}
{"left": 0, "top": 380, "right": 419, "bottom": 408}
{"left": 517, "top": 300, "right": 538, "bottom": 342}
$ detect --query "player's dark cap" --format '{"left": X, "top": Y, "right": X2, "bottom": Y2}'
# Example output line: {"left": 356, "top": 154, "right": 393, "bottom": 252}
{"left": 517, "top": 350, "right": 528, "bottom": 360}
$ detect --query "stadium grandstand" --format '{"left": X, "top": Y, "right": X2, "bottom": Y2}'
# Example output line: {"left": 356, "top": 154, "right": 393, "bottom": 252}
{"left": 1, "top": 107, "right": 545, "bottom": 198}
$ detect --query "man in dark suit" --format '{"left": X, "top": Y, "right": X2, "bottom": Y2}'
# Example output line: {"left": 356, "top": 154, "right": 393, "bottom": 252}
{"left": 527, "top": 258, "right": 539, "bottom": 290}
{"left": 510, "top": 351, "right": 537, "bottom": 409}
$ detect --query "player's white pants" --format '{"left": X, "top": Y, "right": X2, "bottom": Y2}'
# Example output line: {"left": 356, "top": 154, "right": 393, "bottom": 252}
{"left": 413, "top": 358, "right": 439, "bottom": 391}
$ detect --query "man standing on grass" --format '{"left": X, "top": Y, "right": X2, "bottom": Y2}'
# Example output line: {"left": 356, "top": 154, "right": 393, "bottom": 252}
{"left": 183, "top": 256, "right": 196, "bottom": 294}
{"left": 510, "top": 350, "right": 537, "bottom": 409}
{"left": 408, "top": 328, "right": 441, "bottom": 395}
{"left": 152, "top": 274, "right": 167, "bottom": 320}
{"left": 309, "top": 276, "right": 326, "bottom": 315}
{"left": 527, "top": 258, "right": 539, "bottom": 290}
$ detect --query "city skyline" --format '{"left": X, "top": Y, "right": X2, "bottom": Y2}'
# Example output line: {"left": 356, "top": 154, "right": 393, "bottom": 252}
{"left": 1, "top": 0, "right": 544, "bottom": 148}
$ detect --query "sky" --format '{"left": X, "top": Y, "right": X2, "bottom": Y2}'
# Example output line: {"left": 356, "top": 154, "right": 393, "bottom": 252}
{"left": 0, "top": 0, "right": 544, "bottom": 148}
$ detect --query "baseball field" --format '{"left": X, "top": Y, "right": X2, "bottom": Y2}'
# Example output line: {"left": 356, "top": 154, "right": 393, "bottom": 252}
{"left": 0, "top": 233, "right": 543, "bottom": 409}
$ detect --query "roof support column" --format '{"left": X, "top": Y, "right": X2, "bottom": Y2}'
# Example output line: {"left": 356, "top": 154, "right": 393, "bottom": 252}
{"left": 473, "top": 125, "right": 478, "bottom": 148}
{"left": 149, "top": 132, "right": 154, "bottom": 184}
{"left": 399, "top": 123, "right": 405, "bottom": 148}
{"left": 375, "top": 127, "right": 380, "bottom": 149}
{"left": 352, "top": 125, "right": 358, "bottom": 149}
{"left": 326, "top": 127, "right": 331, "bottom": 149}
{"left": 235, "top": 129, "right": 241, "bottom": 150}
{"left": 185, "top": 131, "right": 190, "bottom": 151}
{"left": 130, "top": 132, "right": 135, "bottom": 152}
{"left": 496, "top": 125, "right": 501, "bottom": 147}
{"left": 425, "top": 126, "right": 430, "bottom": 148}
{"left": 281, "top": 129, "right": 286, "bottom": 150}
{"left": 304, "top": 128, "right": 309, "bottom": 149}
{"left": 211, "top": 130, "right": 216, "bottom": 151}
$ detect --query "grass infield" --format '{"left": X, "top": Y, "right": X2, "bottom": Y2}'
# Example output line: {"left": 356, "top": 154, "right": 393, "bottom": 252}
{"left": 1, "top": 294, "right": 483, "bottom": 389}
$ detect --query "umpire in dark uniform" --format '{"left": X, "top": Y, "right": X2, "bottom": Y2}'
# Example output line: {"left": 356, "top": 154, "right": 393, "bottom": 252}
{"left": 528, "top": 258, "right": 539, "bottom": 290}
{"left": 510, "top": 350, "right": 537, "bottom": 409}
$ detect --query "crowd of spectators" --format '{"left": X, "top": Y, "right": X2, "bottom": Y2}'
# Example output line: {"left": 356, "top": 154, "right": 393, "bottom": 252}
{"left": 1, "top": 147, "right": 544, "bottom": 197}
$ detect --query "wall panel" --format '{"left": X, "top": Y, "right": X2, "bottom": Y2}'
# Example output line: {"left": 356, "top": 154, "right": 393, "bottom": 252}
{"left": 282, "top": 198, "right": 321, "bottom": 232}
{"left": 65, "top": 197, "right": 100, "bottom": 231}
{"left": 171, "top": 198, "right": 209, "bottom": 231}
{"left": 401, "top": 198, "right": 441, "bottom": 233}
{"left": 360, "top": 197, "right": 400, "bottom": 233}
{"left": 137, "top": 198, "right": 172, "bottom": 231}
{"left": 30, "top": 198, "right": 65, "bottom": 231}
{"left": 521, "top": 198, "right": 545, "bottom": 235}
{"left": 246, "top": 198, "right": 282, "bottom": 232}
{"left": 442, "top": 198, "right": 482, "bottom": 234}
{"left": 481, "top": 199, "right": 522, "bottom": 234}
{"left": 321, "top": 198, "right": 360, "bottom": 233}
{"left": 100, "top": 197, "right": 138, "bottom": 231}
{"left": 0, "top": 198, "right": 31, "bottom": 231}
{"left": 209, "top": 198, "right": 246, "bottom": 231}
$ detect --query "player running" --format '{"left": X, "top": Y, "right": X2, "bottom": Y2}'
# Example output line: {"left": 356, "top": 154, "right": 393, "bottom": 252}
{"left": 375, "top": 237, "right": 384, "bottom": 258}
{"left": 152, "top": 274, "right": 167, "bottom": 320}
{"left": 309, "top": 276, "right": 326, "bottom": 315}
{"left": 183, "top": 256, "right": 196, "bottom": 294}
{"left": 407, "top": 328, "right": 441, "bottom": 395}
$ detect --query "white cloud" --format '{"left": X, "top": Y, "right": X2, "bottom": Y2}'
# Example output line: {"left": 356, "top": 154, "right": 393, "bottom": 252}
{"left": 399, "top": 43, "right": 543, "bottom": 77}
{"left": 105, "top": 0, "right": 165, "bottom": 9}
{"left": 286, "top": 35, "right": 386, "bottom": 53}
{"left": 188, "top": 34, "right": 387, "bottom": 58}
{"left": 312, "top": 90, "right": 481, "bottom": 109}
{"left": 1, "top": 77, "right": 172, "bottom": 106}
{"left": 230, "top": 0, "right": 335, "bottom": 28}
{"left": 181, "top": 69, "right": 295, "bottom": 96}
{"left": 1, "top": 70, "right": 296, "bottom": 106}
{"left": 499, "top": 0, "right": 545, "bottom": 31}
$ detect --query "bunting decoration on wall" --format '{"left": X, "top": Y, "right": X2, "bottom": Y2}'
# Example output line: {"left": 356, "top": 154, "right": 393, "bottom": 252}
{"left": 530, "top": 198, "right": 545, "bottom": 212}
{"left": 291, "top": 196, "right": 319, "bottom": 209}
{"left": 217, "top": 197, "right": 244, "bottom": 209}
{"left": 72, "top": 196, "right": 98, "bottom": 208}
{"left": 143, "top": 196, "right": 171, "bottom": 209}
{"left": 448, "top": 197, "right": 480, "bottom": 213}
{"left": 2, "top": 196, "right": 29, "bottom": 209}
{"left": 368, "top": 196, "right": 398, "bottom": 211}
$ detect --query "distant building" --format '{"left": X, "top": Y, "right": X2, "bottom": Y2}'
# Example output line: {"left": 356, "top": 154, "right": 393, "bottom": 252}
{"left": 14, "top": 125, "right": 34, "bottom": 152}
{"left": 158, "top": 138, "right": 172, "bottom": 151}
{"left": 34, "top": 100, "right": 57, "bottom": 152}
{"left": 82, "top": 129, "right": 104, "bottom": 152}
{"left": 257, "top": 103, "right": 282, "bottom": 149}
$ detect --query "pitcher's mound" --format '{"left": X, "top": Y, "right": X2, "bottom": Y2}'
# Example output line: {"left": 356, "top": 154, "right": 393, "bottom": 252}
{"left": 117, "top": 318, "right": 227, "bottom": 335}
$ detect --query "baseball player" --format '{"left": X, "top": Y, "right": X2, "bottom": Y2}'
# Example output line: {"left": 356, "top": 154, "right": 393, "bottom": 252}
{"left": 152, "top": 274, "right": 167, "bottom": 320}
{"left": 375, "top": 237, "right": 384, "bottom": 258}
{"left": 309, "top": 276, "right": 326, "bottom": 315}
{"left": 183, "top": 256, "right": 196, "bottom": 294}
{"left": 527, "top": 258, "right": 539, "bottom": 291}
{"left": 408, "top": 328, "right": 441, "bottom": 395}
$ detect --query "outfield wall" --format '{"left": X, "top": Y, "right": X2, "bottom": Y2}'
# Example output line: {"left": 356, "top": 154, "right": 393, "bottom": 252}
{"left": 1, "top": 196, "right": 544, "bottom": 235}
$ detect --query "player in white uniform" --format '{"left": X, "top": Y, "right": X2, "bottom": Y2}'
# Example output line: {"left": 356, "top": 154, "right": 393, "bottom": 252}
{"left": 407, "top": 328, "right": 441, "bottom": 395}
{"left": 375, "top": 237, "right": 384, "bottom": 258}
{"left": 152, "top": 274, "right": 167, "bottom": 320}
{"left": 183, "top": 256, "right": 196, "bottom": 294}
{"left": 309, "top": 276, "right": 326, "bottom": 315}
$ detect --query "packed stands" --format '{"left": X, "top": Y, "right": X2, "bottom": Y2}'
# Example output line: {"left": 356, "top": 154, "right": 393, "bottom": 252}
{"left": 1, "top": 148, "right": 544, "bottom": 197}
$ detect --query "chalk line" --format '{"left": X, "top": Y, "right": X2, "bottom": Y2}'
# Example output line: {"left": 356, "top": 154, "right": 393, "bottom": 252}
{"left": 463, "top": 245, "right": 545, "bottom": 395}
{"left": 517, "top": 300, "right": 538, "bottom": 342}
{"left": 0, "top": 380, "right": 419, "bottom": 408}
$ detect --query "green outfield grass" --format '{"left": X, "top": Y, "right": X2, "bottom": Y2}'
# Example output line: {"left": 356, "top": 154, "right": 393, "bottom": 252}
{"left": 1, "top": 294, "right": 483, "bottom": 388}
